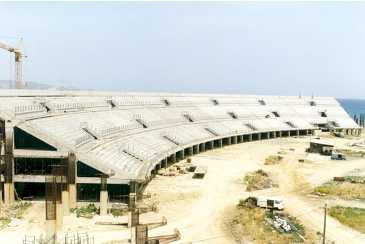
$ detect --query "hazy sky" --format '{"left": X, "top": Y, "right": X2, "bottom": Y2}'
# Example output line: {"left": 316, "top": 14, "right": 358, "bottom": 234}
{"left": 1, "top": 2, "right": 365, "bottom": 98}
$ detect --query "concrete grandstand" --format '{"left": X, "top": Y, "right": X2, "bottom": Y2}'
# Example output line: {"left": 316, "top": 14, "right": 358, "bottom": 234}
{"left": 0, "top": 89, "right": 360, "bottom": 208}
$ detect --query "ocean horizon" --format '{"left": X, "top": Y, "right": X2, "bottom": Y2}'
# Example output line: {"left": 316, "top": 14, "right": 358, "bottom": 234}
{"left": 338, "top": 98, "right": 365, "bottom": 118}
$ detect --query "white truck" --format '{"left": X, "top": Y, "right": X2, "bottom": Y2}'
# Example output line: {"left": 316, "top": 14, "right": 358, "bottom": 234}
{"left": 256, "top": 196, "right": 284, "bottom": 210}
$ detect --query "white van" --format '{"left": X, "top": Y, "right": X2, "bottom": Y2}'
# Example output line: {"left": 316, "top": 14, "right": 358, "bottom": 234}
{"left": 256, "top": 196, "right": 284, "bottom": 210}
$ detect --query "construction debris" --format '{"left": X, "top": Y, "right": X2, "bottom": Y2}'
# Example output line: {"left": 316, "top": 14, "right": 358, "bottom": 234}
{"left": 193, "top": 166, "right": 207, "bottom": 179}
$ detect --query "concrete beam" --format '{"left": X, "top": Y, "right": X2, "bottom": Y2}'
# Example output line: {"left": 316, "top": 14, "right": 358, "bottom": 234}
{"left": 13, "top": 149, "right": 68, "bottom": 159}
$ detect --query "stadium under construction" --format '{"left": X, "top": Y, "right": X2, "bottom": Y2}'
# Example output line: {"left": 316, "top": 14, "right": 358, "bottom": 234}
{"left": 0, "top": 89, "right": 361, "bottom": 209}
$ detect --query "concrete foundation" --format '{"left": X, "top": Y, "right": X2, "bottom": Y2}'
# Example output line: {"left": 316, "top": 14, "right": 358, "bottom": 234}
{"left": 100, "top": 190, "right": 108, "bottom": 216}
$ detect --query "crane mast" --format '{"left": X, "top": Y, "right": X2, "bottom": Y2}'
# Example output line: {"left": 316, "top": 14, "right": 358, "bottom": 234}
{"left": 0, "top": 40, "right": 25, "bottom": 89}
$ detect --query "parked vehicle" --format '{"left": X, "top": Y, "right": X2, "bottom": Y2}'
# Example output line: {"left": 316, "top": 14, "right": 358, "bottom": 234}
{"left": 331, "top": 152, "right": 346, "bottom": 160}
{"left": 251, "top": 196, "right": 284, "bottom": 210}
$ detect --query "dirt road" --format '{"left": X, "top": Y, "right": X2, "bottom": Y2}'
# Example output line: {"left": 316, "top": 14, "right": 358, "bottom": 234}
{"left": 146, "top": 136, "right": 365, "bottom": 243}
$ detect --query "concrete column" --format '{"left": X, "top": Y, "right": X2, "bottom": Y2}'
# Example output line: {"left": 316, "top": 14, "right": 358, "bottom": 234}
{"left": 69, "top": 184, "right": 76, "bottom": 209}
{"left": 199, "top": 143, "right": 205, "bottom": 152}
{"left": 56, "top": 201, "right": 63, "bottom": 231}
{"left": 100, "top": 190, "right": 108, "bottom": 216}
{"left": 180, "top": 150, "right": 185, "bottom": 160}
{"left": 4, "top": 123, "right": 14, "bottom": 206}
{"left": 238, "top": 135, "right": 243, "bottom": 143}
{"left": 267, "top": 132, "right": 271, "bottom": 139}
{"left": 257, "top": 133, "right": 261, "bottom": 140}
{"left": 45, "top": 219, "right": 57, "bottom": 243}
{"left": 218, "top": 139, "right": 223, "bottom": 148}
{"left": 68, "top": 152, "right": 77, "bottom": 209}
{"left": 4, "top": 183, "right": 14, "bottom": 205}
{"left": 193, "top": 145, "right": 199, "bottom": 154}
{"left": 188, "top": 147, "right": 193, "bottom": 156}
{"left": 232, "top": 136, "right": 237, "bottom": 144}
{"left": 207, "top": 141, "right": 213, "bottom": 150}
{"left": 62, "top": 190, "right": 69, "bottom": 216}
{"left": 248, "top": 134, "right": 253, "bottom": 142}
{"left": 278, "top": 131, "right": 282, "bottom": 137}
{"left": 100, "top": 176, "right": 108, "bottom": 216}
{"left": 227, "top": 137, "right": 231, "bottom": 145}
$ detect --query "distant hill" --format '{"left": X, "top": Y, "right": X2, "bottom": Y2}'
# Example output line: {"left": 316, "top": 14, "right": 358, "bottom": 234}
{"left": 0, "top": 80, "right": 78, "bottom": 90}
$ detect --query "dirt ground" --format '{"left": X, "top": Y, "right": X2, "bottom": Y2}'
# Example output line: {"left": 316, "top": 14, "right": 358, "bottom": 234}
{"left": 2, "top": 133, "right": 365, "bottom": 243}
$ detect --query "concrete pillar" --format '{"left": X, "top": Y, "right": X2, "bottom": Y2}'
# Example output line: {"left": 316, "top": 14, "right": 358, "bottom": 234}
{"left": 207, "top": 141, "right": 213, "bottom": 150}
{"left": 62, "top": 190, "right": 69, "bottom": 216}
{"left": 45, "top": 219, "right": 57, "bottom": 243}
{"left": 193, "top": 145, "right": 199, "bottom": 154}
{"left": 100, "top": 176, "right": 108, "bottom": 216}
{"left": 238, "top": 135, "right": 243, "bottom": 143}
{"left": 188, "top": 147, "right": 193, "bottom": 156}
{"left": 3, "top": 183, "right": 14, "bottom": 205}
{"left": 69, "top": 184, "right": 76, "bottom": 209}
{"left": 199, "top": 143, "right": 205, "bottom": 152}
{"left": 257, "top": 133, "right": 261, "bottom": 140}
{"left": 68, "top": 152, "right": 77, "bottom": 209}
{"left": 100, "top": 190, "right": 108, "bottom": 216}
{"left": 56, "top": 202, "right": 63, "bottom": 231}
{"left": 219, "top": 139, "right": 223, "bottom": 148}
{"left": 180, "top": 150, "right": 185, "bottom": 160}
{"left": 227, "top": 137, "right": 231, "bottom": 145}
{"left": 232, "top": 136, "right": 237, "bottom": 144}
{"left": 248, "top": 134, "right": 253, "bottom": 141}
{"left": 4, "top": 123, "right": 14, "bottom": 206}
{"left": 267, "top": 132, "right": 271, "bottom": 139}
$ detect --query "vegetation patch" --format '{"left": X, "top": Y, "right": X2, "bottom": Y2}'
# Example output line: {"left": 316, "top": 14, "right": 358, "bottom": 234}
{"left": 110, "top": 207, "right": 129, "bottom": 217}
{"left": 0, "top": 201, "right": 32, "bottom": 230}
{"left": 314, "top": 179, "right": 365, "bottom": 200}
{"left": 329, "top": 206, "right": 365, "bottom": 234}
{"left": 72, "top": 203, "right": 98, "bottom": 218}
{"left": 0, "top": 216, "right": 11, "bottom": 230}
{"left": 265, "top": 155, "right": 283, "bottom": 165}
{"left": 244, "top": 169, "right": 275, "bottom": 191}
{"left": 228, "top": 199, "right": 313, "bottom": 243}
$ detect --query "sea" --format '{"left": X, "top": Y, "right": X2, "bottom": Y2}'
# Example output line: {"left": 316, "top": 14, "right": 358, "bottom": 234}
{"left": 337, "top": 98, "right": 365, "bottom": 118}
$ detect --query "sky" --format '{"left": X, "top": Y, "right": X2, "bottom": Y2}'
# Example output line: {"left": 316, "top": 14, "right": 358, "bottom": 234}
{"left": 0, "top": 2, "right": 365, "bottom": 98}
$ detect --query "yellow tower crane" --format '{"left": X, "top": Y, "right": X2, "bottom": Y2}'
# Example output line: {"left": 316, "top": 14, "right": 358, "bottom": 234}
{"left": 0, "top": 38, "right": 26, "bottom": 89}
